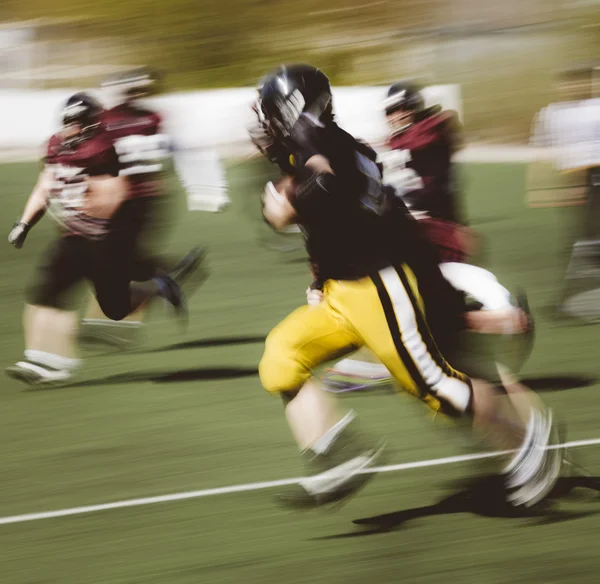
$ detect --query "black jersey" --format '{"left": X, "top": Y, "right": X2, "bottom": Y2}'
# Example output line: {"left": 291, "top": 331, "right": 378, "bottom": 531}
{"left": 283, "top": 121, "right": 409, "bottom": 282}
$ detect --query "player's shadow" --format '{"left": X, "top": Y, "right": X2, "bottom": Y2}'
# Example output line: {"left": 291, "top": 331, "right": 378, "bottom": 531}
{"left": 520, "top": 375, "right": 597, "bottom": 393}
{"left": 144, "top": 335, "right": 266, "bottom": 354}
{"left": 317, "top": 474, "right": 600, "bottom": 540}
{"left": 47, "top": 366, "right": 259, "bottom": 389}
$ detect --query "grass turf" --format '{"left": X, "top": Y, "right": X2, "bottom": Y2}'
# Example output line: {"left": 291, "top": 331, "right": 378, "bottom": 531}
{"left": 0, "top": 160, "right": 599, "bottom": 583}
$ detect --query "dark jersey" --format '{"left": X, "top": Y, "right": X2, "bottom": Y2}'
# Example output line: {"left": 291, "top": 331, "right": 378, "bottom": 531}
{"left": 45, "top": 131, "right": 120, "bottom": 239}
{"left": 282, "top": 121, "right": 443, "bottom": 284}
{"left": 281, "top": 123, "right": 393, "bottom": 281}
{"left": 386, "top": 110, "right": 463, "bottom": 224}
{"left": 103, "top": 104, "right": 169, "bottom": 199}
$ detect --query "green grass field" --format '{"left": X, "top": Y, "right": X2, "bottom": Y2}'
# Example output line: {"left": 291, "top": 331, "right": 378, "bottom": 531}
{"left": 0, "top": 160, "right": 599, "bottom": 584}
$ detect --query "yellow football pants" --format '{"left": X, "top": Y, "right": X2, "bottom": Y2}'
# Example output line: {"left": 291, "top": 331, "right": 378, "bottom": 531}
{"left": 259, "top": 264, "right": 472, "bottom": 414}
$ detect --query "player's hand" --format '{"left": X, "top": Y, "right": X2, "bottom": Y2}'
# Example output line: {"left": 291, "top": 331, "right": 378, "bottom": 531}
{"left": 306, "top": 286, "right": 324, "bottom": 306}
{"left": 8, "top": 221, "right": 30, "bottom": 249}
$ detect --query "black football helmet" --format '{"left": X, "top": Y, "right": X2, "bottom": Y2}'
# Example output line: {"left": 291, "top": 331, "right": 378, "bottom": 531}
{"left": 102, "top": 67, "right": 159, "bottom": 102}
{"left": 383, "top": 81, "right": 424, "bottom": 135}
{"left": 257, "top": 64, "right": 333, "bottom": 141}
{"left": 61, "top": 92, "right": 103, "bottom": 148}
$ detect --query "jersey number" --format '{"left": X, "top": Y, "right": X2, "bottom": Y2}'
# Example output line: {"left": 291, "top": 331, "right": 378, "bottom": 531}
{"left": 114, "top": 134, "right": 171, "bottom": 176}
{"left": 51, "top": 164, "right": 88, "bottom": 210}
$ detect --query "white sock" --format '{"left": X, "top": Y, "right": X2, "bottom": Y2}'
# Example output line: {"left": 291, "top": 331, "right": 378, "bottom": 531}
{"left": 24, "top": 350, "right": 81, "bottom": 371}
{"left": 311, "top": 410, "right": 357, "bottom": 455}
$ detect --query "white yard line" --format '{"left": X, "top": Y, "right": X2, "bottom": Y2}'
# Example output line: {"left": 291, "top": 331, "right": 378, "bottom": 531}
{"left": 1, "top": 437, "right": 599, "bottom": 526}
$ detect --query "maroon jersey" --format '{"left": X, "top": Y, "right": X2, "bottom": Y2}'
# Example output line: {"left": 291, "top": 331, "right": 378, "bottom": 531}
{"left": 45, "top": 131, "right": 120, "bottom": 239}
{"left": 387, "top": 111, "right": 463, "bottom": 224}
{"left": 419, "top": 217, "right": 469, "bottom": 264}
{"left": 103, "top": 104, "right": 169, "bottom": 199}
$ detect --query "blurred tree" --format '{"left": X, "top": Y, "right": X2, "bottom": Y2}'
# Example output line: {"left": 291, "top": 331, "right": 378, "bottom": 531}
{"left": 0, "top": 0, "right": 598, "bottom": 139}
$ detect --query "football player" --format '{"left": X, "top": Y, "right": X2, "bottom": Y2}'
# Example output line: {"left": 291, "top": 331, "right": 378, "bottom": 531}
{"left": 6, "top": 92, "right": 202, "bottom": 386}
{"left": 79, "top": 68, "right": 189, "bottom": 347}
{"left": 251, "top": 64, "right": 562, "bottom": 509}
{"left": 327, "top": 81, "right": 534, "bottom": 388}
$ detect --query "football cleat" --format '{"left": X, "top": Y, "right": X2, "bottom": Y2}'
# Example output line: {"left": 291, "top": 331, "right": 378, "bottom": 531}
{"left": 78, "top": 319, "right": 145, "bottom": 349}
{"left": 169, "top": 246, "right": 207, "bottom": 285}
{"left": 503, "top": 409, "right": 564, "bottom": 508}
{"left": 5, "top": 361, "right": 74, "bottom": 387}
{"left": 154, "top": 246, "right": 208, "bottom": 323}
{"left": 276, "top": 435, "right": 386, "bottom": 509}
{"left": 153, "top": 274, "right": 187, "bottom": 320}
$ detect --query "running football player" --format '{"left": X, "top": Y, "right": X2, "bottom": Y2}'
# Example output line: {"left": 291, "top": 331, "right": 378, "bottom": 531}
{"left": 251, "top": 64, "right": 562, "bottom": 509}
{"left": 79, "top": 68, "right": 197, "bottom": 347}
{"left": 6, "top": 92, "right": 202, "bottom": 386}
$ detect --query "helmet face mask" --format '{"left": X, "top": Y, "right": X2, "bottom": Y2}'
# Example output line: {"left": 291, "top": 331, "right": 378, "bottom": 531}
{"left": 386, "top": 106, "right": 416, "bottom": 136}
{"left": 60, "top": 93, "right": 103, "bottom": 148}
{"left": 61, "top": 122, "right": 83, "bottom": 143}
{"left": 383, "top": 82, "right": 424, "bottom": 136}
{"left": 257, "top": 64, "right": 332, "bottom": 141}
{"left": 260, "top": 86, "right": 305, "bottom": 140}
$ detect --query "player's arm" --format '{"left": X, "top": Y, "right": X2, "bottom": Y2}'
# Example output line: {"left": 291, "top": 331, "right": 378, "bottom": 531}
{"left": 8, "top": 167, "right": 53, "bottom": 248}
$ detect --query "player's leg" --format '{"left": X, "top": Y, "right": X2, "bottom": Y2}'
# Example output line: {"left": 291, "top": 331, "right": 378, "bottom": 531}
{"left": 92, "top": 246, "right": 205, "bottom": 322}
{"left": 259, "top": 302, "right": 384, "bottom": 507}
{"left": 330, "top": 265, "right": 562, "bottom": 507}
{"left": 90, "top": 200, "right": 205, "bottom": 322}
{"left": 6, "top": 236, "right": 85, "bottom": 385}
{"left": 325, "top": 261, "right": 534, "bottom": 390}
{"left": 79, "top": 252, "right": 176, "bottom": 346}
{"left": 79, "top": 197, "right": 167, "bottom": 345}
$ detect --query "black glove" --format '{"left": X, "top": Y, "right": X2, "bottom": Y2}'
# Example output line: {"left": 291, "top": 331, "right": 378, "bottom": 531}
{"left": 8, "top": 222, "right": 30, "bottom": 249}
